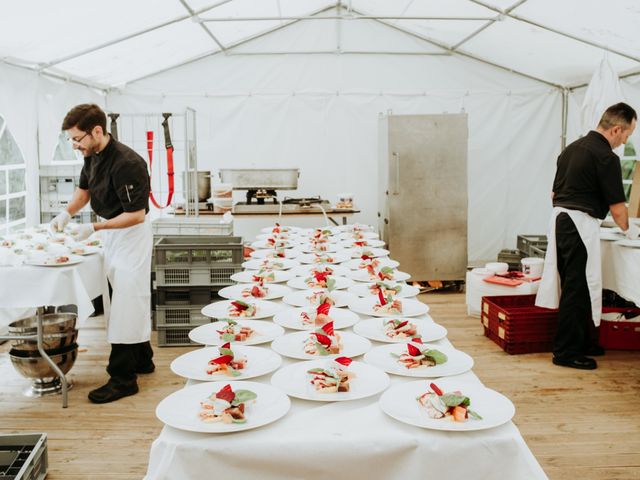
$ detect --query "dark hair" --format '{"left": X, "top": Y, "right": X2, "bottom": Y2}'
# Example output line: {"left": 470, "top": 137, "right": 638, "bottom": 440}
{"left": 598, "top": 102, "right": 637, "bottom": 129}
{"left": 62, "top": 104, "right": 107, "bottom": 134}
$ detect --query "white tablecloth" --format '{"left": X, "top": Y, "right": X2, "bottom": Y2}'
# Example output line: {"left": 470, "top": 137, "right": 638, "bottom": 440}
{"left": 0, "top": 253, "right": 107, "bottom": 327}
{"left": 146, "top": 324, "right": 547, "bottom": 479}
{"left": 465, "top": 271, "right": 540, "bottom": 318}
{"left": 601, "top": 240, "right": 640, "bottom": 307}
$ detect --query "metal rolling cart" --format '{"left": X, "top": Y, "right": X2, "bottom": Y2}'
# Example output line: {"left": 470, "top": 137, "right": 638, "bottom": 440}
{"left": 0, "top": 307, "right": 71, "bottom": 408}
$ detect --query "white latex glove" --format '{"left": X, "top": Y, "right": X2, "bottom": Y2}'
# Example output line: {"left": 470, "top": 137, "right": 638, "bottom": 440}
{"left": 71, "top": 223, "right": 95, "bottom": 241}
{"left": 50, "top": 210, "right": 71, "bottom": 233}
{"left": 624, "top": 222, "right": 640, "bottom": 240}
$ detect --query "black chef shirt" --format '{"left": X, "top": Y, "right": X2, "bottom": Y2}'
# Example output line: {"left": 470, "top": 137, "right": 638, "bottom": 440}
{"left": 79, "top": 136, "right": 150, "bottom": 219}
{"left": 552, "top": 130, "right": 626, "bottom": 219}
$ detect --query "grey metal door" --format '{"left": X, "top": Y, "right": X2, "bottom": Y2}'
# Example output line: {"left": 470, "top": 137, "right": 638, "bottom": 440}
{"left": 379, "top": 114, "right": 468, "bottom": 281}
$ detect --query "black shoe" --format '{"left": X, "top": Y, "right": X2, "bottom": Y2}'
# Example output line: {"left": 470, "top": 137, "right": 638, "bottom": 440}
{"left": 88, "top": 378, "right": 139, "bottom": 404}
{"left": 585, "top": 345, "right": 605, "bottom": 357}
{"left": 552, "top": 356, "right": 597, "bottom": 370}
{"left": 136, "top": 362, "right": 155, "bottom": 374}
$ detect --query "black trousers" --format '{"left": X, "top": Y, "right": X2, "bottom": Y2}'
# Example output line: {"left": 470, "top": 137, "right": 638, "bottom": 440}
{"left": 107, "top": 341, "right": 154, "bottom": 382}
{"left": 554, "top": 213, "right": 597, "bottom": 359}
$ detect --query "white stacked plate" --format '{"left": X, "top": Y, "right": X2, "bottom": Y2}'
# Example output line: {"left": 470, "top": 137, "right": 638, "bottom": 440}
{"left": 348, "top": 282, "right": 420, "bottom": 298}
{"left": 241, "top": 258, "right": 299, "bottom": 270}
{"left": 348, "top": 269, "right": 411, "bottom": 283}
{"left": 337, "top": 231, "right": 379, "bottom": 240}
{"left": 339, "top": 239, "right": 386, "bottom": 249}
{"left": 271, "top": 331, "right": 371, "bottom": 360}
{"left": 297, "top": 243, "right": 344, "bottom": 254}
{"left": 353, "top": 316, "right": 447, "bottom": 343}
{"left": 364, "top": 343, "right": 474, "bottom": 378}
{"left": 250, "top": 249, "right": 300, "bottom": 260}
{"left": 282, "top": 289, "right": 357, "bottom": 308}
{"left": 201, "top": 299, "right": 283, "bottom": 320}
{"left": 218, "top": 283, "right": 293, "bottom": 301}
{"left": 287, "top": 275, "right": 354, "bottom": 290}
{"left": 344, "top": 247, "right": 390, "bottom": 259}
{"left": 273, "top": 306, "right": 360, "bottom": 330}
{"left": 251, "top": 240, "right": 297, "bottom": 250}
{"left": 170, "top": 346, "right": 282, "bottom": 381}
{"left": 270, "top": 360, "right": 390, "bottom": 402}
{"left": 189, "top": 320, "right": 284, "bottom": 346}
{"left": 348, "top": 297, "right": 429, "bottom": 317}
{"left": 156, "top": 381, "right": 291, "bottom": 433}
{"left": 379, "top": 379, "right": 515, "bottom": 432}
{"left": 230, "top": 270, "right": 295, "bottom": 284}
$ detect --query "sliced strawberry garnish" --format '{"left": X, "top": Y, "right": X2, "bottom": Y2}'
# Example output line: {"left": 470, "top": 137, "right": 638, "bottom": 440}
{"left": 411, "top": 337, "right": 423, "bottom": 344}
{"left": 321, "top": 321, "right": 334, "bottom": 336}
{"left": 231, "top": 301, "right": 248, "bottom": 311}
{"left": 251, "top": 285, "right": 262, "bottom": 297}
{"left": 396, "top": 320, "right": 408, "bottom": 329}
{"left": 216, "top": 384, "right": 235, "bottom": 403}
{"left": 430, "top": 382, "right": 443, "bottom": 396}
{"left": 210, "top": 354, "right": 233, "bottom": 365}
{"left": 221, "top": 342, "right": 231, "bottom": 349}
{"left": 314, "top": 333, "right": 332, "bottom": 347}
{"left": 378, "top": 272, "right": 385, "bottom": 280}
{"left": 317, "top": 302, "right": 331, "bottom": 316}
{"left": 407, "top": 343, "right": 422, "bottom": 356}
{"left": 361, "top": 254, "right": 371, "bottom": 261}
{"left": 354, "top": 241, "right": 366, "bottom": 247}
{"left": 335, "top": 356, "right": 352, "bottom": 367}
{"left": 377, "top": 289, "right": 386, "bottom": 305}
{"left": 314, "top": 271, "right": 329, "bottom": 283}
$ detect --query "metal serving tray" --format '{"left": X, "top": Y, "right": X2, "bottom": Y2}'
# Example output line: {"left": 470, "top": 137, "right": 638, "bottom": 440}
{"left": 218, "top": 168, "right": 299, "bottom": 190}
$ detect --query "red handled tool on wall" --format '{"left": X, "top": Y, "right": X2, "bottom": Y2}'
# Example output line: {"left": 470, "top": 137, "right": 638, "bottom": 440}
{"left": 147, "top": 113, "right": 175, "bottom": 209}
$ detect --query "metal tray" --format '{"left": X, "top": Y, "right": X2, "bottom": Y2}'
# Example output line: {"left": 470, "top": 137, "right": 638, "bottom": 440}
{"left": 218, "top": 168, "right": 299, "bottom": 190}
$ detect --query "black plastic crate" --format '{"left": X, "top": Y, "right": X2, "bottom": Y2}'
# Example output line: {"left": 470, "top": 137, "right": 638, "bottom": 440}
{"left": 154, "top": 236, "right": 243, "bottom": 266}
{"left": 529, "top": 245, "right": 547, "bottom": 258}
{"left": 497, "top": 249, "right": 524, "bottom": 270}
{"left": 517, "top": 235, "right": 547, "bottom": 257}
{"left": 0, "top": 433, "right": 47, "bottom": 480}
{"left": 157, "top": 325, "right": 199, "bottom": 347}
{"left": 154, "top": 264, "right": 242, "bottom": 287}
{"left": 153, "top": 286, "right": 224, "bottom": 307}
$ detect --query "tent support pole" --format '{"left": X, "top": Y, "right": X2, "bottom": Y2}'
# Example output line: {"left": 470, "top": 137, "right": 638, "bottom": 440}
{"left": 561, "top": 88, "right": 568, "bottom": 150}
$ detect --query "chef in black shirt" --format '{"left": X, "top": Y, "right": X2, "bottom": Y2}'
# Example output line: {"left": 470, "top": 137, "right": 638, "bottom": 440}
{"left": 50, "top": 104, "right": 154, "bottom": 403}
{"left": 536, "top": 102, "right": 639, "bottom": 370}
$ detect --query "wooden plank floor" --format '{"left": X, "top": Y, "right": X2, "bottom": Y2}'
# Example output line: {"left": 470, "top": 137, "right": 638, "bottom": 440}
{"left": 1, "top": 292, "right": 639, "bottom": 479}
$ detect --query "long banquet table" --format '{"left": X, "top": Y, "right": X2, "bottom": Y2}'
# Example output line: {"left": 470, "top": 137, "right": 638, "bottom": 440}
{"left": 601, "top": 239, "right": 640, "bottom": 307}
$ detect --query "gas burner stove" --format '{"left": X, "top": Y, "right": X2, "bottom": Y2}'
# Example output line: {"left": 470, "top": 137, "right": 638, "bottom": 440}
{"left": 282, "top": 196, "right": 328, "bottom": 208}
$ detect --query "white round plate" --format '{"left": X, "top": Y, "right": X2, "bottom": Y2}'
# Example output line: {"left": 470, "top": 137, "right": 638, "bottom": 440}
{"left": 348, "top": 269, "right": 411, "bottom": 283}
{"left": 170, "top": 346, "right": 282, "bottom": 382}
{"left": 201, "top": 300, "right": 283, "bottom": 320}
{"left": 296, "top": 253, "right": 351, "bottom": 264}
{"left": 250, "top": 249, "right": 300, "bottom": 260}
{"left": 290, "top": 264, "right": 350, "bottom": 277}
{"left": 273, "top": 306, "right": 360, "bottom": 330}
{"left": 379, "top": 379, "right": 515, "bottom": 431}
{"left": 255, "top": 233, "right": 297, "bottom": 241}
{"left": 271, "top": 331, "right": 371, "bottom": 360}
{"left": 353, "top": 317, "right": 447, "bottom": 343}
{"left": 260, "top": 225, "right": 302, "bottom": 234}
{"left": 189, "top": 320, "right": 285, "bottom": 346}
{"left": 297, "top": 243, "right": 344, "bottom": 253}
{"left": 156, "top": 381, "right": 291, "bottom": 433}
{"left": 616, "top": 239, "right": 640, "bottom": 248}
{"left": 334, "top": 224, "right": 375, "bottom": 233}
{"left": 339, "top": 239, "right": 386, "bottom": 248}
{"left": 25, "top": 254, "right": 84, "bottom": 267}
{"left": 270, "top": 360, "right": 389, "bottom": 402}
{"left": 348, "top": 297, "right": 429, "bottom": 317}
{"left": 345, "top": 257, "right": 399, "bottom": 270}
{"left": 218, "top": 283, "right": 293, "bottom": 301}
{"left": 251, "top": 240, "right": 297, "bottom": 250}
{"left": 348, "top": 282, "right": 420, "bottom": 298}
{"left": 338, "top": 231, "right": 379, "bottom": 240}
{"left": 242, "top": 258, "right": 299, "bottom": 270}
{"left": 287, "top": 275, "right": 354, "bottom": 290}
{"left": 282, "top": 289, "right": 357, "bottom": 308}
{"left": 230, "top": 270, "right": 295, "bottom": 284}
{"left": 67, "top": 245, "right": 100, "bottom": 256}
{"left": 364, "top": 343, "right": 473, "bottom": 378}
{"left": 344, "top": 247, "right": 389, "bottom": 259}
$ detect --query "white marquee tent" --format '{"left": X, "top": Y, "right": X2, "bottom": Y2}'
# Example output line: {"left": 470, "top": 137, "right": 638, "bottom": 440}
{"left": 2, "top": 0, "right": 640, "bottom": 262}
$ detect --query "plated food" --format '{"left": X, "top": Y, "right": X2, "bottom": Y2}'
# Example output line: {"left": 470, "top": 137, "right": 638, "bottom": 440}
{"left": 416, "top": 382, "right": 482, "bottom": 423}
{"left": 290, "top": 263, "right": 350, "bottom": 278}
{"left": 348, "top": 282, "right": 420, "bottom": 298}
{"left": 345, "top": 257, "right": 399, "bottom": 270}
{"left": 273, "top": 303, "right": 360, "bottom": 330}
{"left": 348, "top": 267, "right": 411, "bottom": 283}
{"left": 201, "top": 299, "right": 282, "bottom": 320}
{"left": 218, "top": 283, "right": 292, "bottom": 301}
{"left": 241, "top": 258, "right": 299, "bottom": 270}
{"left": 271, "top": 329, "right": 371, "bottom": 360}
{"left": 353, "top": 316, "right": 447, "bottom": 343}
{"left": 287, "top": 275, "right": 353, "bottom": 291}
{"left": 296, "top": 253, "right": 351, "bottom": 265}
{"left": 250, "top": 248, "right": 300, "bottom": 260}
{"left": 25, "top": 254, "right": 84, "bottom": 267}
{"left": 270, "top": 358, "right": 390, "bottom": 402}
{"left": 281, "top": 289, "right": 356, "bottom": 308}
{"left": 189, "top": 320, "right": 284, "bottom": 346}
{"left": 230, "top": 269, "right": 295, "bottom": 284}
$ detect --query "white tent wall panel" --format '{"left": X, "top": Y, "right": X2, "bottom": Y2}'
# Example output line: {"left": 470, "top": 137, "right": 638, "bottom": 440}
{"left": 0, "top": 63, "right": 105, "bottom": 224}
{"left": 110, "top": 47, "right": 561, "bottom": 262}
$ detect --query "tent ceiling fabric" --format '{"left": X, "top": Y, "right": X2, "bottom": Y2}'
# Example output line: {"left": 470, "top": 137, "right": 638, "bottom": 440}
{"left": 1, "top": 0, "right": 639, "bottom": 89}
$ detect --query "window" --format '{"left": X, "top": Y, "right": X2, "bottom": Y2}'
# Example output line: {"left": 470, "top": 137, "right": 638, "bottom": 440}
{"left": 52, "top": 131, "right": 82, "bottom": 163}
{"left": 0, "top": 115, "right": 27, "bottom": 235}
{"left": 622, "top": 141, "right": 637, "bottom": 202}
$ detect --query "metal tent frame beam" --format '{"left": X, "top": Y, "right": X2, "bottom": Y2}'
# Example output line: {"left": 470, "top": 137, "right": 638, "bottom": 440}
{"left": 179, "top": 0, "right": 227, "bottom": 52}
{"left": 38, "top": 0, "right": 234, "bottom": 71}
{"left": 198, "top": 15, "right": 496, "bottom": 21}
{"left": 468, "top": 0, "right": 640, "bottom": 64}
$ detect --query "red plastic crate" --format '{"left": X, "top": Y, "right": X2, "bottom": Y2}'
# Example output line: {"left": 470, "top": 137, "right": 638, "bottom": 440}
{"left": 599, "top": 307, "right": 640, "bottom": 350}
{"left": 480, "top": 294, "right": 558, "bottom": 354}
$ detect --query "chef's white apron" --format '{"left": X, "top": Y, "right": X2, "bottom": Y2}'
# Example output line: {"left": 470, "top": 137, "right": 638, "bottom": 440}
{"left": 102, "top": 216, "right": 152, "bottom": 343}
{"left": 535, "top": 207, "right": 602, "bottom": 326}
